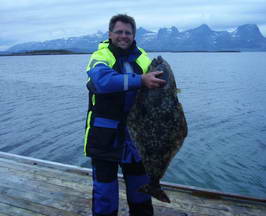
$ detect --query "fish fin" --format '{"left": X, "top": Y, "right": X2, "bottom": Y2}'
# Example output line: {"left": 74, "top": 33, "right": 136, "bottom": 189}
{"left": 138, "top": 184, "right": 171, "bottom": 203}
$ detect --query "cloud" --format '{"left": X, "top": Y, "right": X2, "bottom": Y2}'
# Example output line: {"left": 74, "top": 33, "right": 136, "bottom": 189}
{"left": 132, "top": 0, "right": 266, "bottom": 31}
{"left": 0, "top": 0, "right": 266, "bottom": 50}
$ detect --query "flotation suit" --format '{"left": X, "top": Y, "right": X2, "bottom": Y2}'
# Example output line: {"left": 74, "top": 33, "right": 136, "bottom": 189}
{"left": 84, "top": 40, "right": 151, "bottom": 161}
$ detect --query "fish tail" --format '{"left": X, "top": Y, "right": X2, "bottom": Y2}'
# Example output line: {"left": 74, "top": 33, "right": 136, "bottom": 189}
{"left": 138, "top": 184, "right": 171, "bottom": 203}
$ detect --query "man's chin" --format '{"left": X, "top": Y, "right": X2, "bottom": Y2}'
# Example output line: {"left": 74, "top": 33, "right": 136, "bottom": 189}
{"left": 120, "top": 47, "right": 129, "bottom": 50}
{"left": 118, "top": 44, "right": 130, "bottom": 50}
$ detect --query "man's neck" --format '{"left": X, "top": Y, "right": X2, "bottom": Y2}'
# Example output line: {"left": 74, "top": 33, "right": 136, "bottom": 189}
{"left": 108, "top": 39, "right": 136, "bottom": 57}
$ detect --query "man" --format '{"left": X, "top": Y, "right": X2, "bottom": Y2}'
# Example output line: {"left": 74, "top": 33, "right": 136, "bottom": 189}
{"left": 84, "top": 14, "right": 165, "bottom": 216}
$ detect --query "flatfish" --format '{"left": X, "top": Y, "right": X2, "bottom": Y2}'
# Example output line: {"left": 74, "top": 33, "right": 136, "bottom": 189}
{"left": 127, "top": 56, "right": 188, "bottom": 203}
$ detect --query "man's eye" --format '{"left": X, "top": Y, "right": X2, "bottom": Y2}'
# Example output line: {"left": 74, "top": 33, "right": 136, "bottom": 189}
{"left": 113, "top": 30, "right": 132, "bottom": 36}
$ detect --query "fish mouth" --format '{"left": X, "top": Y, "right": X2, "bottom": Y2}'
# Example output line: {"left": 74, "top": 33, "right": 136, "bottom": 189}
{"left": 138, "top": 183, "right": 171, "bottom": 203}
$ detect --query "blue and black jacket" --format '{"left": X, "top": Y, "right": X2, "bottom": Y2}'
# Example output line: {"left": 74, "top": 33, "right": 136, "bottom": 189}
{"left": 84, "top": 40, "right": 151, "bottom": 161}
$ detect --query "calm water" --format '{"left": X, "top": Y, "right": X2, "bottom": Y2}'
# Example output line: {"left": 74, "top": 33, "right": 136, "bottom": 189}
{"left": 0, "top": 52, "right": 266, "bottom": 198}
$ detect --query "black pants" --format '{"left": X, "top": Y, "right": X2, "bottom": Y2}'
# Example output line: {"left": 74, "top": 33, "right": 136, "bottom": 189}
{"left": 91, "top": 159, "right": 154, "bottom": 216}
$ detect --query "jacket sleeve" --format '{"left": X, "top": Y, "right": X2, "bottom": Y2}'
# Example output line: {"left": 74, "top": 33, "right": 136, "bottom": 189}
{"left": 87, "top": 63, "right": 142, "bottom": 94}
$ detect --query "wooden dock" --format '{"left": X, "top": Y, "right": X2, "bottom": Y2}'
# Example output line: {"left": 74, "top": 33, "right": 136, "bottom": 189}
{"left": 0, "top": 151, "right": 265, "bottom": 216}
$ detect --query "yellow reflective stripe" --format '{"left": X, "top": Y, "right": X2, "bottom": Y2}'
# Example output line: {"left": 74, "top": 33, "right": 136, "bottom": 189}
{"left": 86, "top": 48, "right": 116, "bottom": 71}
{"left": 136, "top": 48, "right": 151, "bottom": 74}
{"left": 84, "top": 111, "right": 92, "bottom": 155}
{"left": 102, "top": 48, "right": 116, "bottom": 68}
{"left": 92, "top": 94, "right": 95, "bottom": 106}
{"left": 98, "top": 40, "right": 109, "bottom": 49}
{"left": 87, "top": 59, "right": 109, "bottom": 71}
{"left": 83, "top": 94, "right": 95, "bottom": 156}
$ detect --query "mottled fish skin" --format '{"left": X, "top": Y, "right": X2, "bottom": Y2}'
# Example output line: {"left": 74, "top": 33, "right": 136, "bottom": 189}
{"left": 127, "top": 56, "right": 188, "bottom": 203}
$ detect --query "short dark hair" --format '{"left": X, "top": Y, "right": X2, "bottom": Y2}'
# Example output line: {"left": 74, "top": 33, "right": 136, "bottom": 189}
{"left": 109, "top": 14, "right": 136, "bottom": 35}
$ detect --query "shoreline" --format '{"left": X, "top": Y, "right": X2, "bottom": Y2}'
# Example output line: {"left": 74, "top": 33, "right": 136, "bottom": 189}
{"left": 0, "top": 50, "right": 245, "bottom": 56}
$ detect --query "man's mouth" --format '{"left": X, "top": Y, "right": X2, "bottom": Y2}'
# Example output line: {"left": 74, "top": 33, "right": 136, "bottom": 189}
{"left": 119, "top": 40, "right": 129, "bottom": 44}
{"left": 118, "top": 41, "right": 130, "bottom": 48}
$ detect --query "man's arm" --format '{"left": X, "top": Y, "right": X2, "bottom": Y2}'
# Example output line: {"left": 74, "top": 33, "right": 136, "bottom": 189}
{"left": 87, "top": 63, "right": 141, "bottom": 94}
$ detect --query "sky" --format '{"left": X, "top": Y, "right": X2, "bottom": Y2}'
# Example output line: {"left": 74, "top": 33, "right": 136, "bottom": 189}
{"left": 0, "top": 0, "right": 266, "bottom": 50}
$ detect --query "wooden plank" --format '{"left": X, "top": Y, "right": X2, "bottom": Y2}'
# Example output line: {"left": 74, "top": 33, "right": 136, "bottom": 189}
{"left": 0, "top": 169, "right": 188, "bottom": 216}
{"left": 0, "top": 180, "right": 91, "bottom": 214}
{"left": 0, "top": 151, "right": 266, "bottom": 216}
{"left": 0, "top": 167, "right": 91, "bottom": 199}
{"left": 157, "top": 189, "right": 266, "bottom": 216}
{"left": 0, "top": 213, "right": 11, "bottom": 216}
{"left": 152, "top": 195, "right": 232, "bottom": 216}
{"left": 0, "top": 209, "right": 19, "bottom": 216}
{"left": 0, "top": 152, "right": 92, "bottom": 176}
{"left": 0, "top": 161, "right": 213, "bottom": 215}
{"left": 0, "top": 203, "right": 35, "bottom": 216}
{"left": 0, "top": 169, "right": 91, "bottom": 215}
{"left": 0, "top": 177, "right": 91, "bottom": 202}
{"left": 0, "top": 159, "right": 92, "bottom": 192}
{"left": 0, "top": 157, "right": 127, "bottom": 194}
{"left": 0, "top": 171, "right": 176, "bottom": 215}
{"left": 0, "top": 157, "right": 90, "bottom": 184}
{"left": 1, "top": 151, "right": 265, "bottom": 204}
{"left": 0, "top": 161, "right": 91, "bottom": 215}
{"left": 0, "top": 193, "right": 86, "bottom": 216}
{"left": 0, "top": 213, "right": 12, "bottom": 216}
{"left": 0, "top": 201, "right": 47, "bottom": 216}
{"left": 0, "top": 160, "right": 208, "bottom": 216}
{"left": 161, "top": 181, "right": 266, "bottom": 203}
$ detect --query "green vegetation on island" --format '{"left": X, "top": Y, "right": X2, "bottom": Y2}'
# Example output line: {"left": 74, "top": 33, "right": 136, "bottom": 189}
{"left": 0, "top": 49, "right": 91, "bottom": 56}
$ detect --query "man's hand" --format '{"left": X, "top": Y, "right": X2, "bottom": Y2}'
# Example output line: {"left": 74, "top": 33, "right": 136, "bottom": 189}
{"left": 141, "top": 71, "right": 166, "bottom": 89}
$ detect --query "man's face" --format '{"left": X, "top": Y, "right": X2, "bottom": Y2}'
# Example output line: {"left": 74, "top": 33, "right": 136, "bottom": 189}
{"left": 109, "top": 21, "right": 134, "bottom": 50}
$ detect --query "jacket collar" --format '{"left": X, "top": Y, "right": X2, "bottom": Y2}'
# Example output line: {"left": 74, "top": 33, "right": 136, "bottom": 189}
{"left": 108, "top": 39, "right": 141, "bottom": 59}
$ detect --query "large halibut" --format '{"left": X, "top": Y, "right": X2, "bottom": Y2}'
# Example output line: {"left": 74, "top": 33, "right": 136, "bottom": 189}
{"left": 127, "top": 56, "right": 188, "bottom": 203}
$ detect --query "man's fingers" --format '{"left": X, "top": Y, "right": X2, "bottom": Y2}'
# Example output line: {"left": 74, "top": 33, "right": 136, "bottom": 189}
{"left": 142, "top": 71, "right": 166, "bottom": 88}
{"left": 154, "top": 77, "right": 166, "bottom": 83}
{"left": 152, "top": 71, "right": 163, "bottom": 76}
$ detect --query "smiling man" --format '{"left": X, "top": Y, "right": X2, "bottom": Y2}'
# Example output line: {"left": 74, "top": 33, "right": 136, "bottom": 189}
{"left": 84, "top": 14, "right": 165, "bottom": 216}
{"left": 109, "top": 20, "right": 134, "bottom": 50}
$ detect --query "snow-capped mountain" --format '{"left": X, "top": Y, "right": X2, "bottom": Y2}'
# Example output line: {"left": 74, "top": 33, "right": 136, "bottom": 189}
{"left": 4, "top": 24, "right": 266, "bottom": 53}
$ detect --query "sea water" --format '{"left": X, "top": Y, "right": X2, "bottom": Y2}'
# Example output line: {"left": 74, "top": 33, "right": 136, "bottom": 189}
{"left": 0, "top": 52, "right": 266, "bottom": 198}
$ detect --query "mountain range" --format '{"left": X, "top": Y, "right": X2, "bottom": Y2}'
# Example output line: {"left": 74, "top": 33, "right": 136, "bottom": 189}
{"left": 2, "top": 24, "right": 266, "bottom": 54}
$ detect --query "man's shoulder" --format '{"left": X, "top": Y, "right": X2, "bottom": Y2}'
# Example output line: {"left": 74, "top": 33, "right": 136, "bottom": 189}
{"left": 137, "top": 46, "right": 149, "bottom": 58}
{"left": 91, "top": 41, "right": 113, "bottom": 60}
{"left": 89, "top": 41, "right": 116, "bottom": 68}
{"left": 137, "top": 46, "right": 146, "bottom": 53}
{"left": 98, "top": 40, "right": 110, "bottom": 50}
{"left": 92, "top": 48, "right": 109, "bottom": 57}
